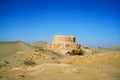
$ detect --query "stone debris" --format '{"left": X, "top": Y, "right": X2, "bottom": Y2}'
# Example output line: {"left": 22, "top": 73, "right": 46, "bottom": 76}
{"left": 45, "top": 35, "right": 92, "bottom": 55}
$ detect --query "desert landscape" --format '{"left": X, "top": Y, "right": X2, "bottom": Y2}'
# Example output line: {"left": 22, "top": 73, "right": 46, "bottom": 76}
{"left": 1, "top": 0, "right": 119, "bottom": 80}
{"left": 0, "top": 35, "right": 120, "bottom": 80}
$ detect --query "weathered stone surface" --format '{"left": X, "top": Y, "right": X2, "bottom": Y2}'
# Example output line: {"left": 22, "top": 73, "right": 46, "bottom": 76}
{"left": 53, "top": 35, "right": 76, "bottom": 43}
{"left": 44, "top": 35, "right": 92, "bottom": 55}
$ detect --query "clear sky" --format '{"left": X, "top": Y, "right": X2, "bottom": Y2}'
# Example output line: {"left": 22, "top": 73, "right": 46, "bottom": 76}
{"left": 0, "top": 0, "right": 120, "bottom": 47}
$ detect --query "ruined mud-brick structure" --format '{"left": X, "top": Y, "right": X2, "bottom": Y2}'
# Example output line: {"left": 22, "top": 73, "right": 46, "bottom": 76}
{"left": 45, "top": 35, "right": 92, "bottom": 55}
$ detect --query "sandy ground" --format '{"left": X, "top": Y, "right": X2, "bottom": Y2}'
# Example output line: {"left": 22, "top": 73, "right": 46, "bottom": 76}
{"left": 0, "top": 52, "right": 120, "bottom": 80}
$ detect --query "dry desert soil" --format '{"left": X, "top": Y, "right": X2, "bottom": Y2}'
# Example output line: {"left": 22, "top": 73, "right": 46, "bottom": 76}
{"left": 0, "top": 41, "right": 120, "bottom": 80}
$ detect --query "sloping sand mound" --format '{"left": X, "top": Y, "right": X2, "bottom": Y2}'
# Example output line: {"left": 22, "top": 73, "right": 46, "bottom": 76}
{"left": 0, "top": 41, "right": 34, "bottom": 58}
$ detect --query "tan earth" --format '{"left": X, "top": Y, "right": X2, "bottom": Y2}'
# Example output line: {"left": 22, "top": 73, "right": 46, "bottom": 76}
{"left": 0, "top": 51, "right": 120, "bottom": 80}
{"left": 0, "top": 41, "right": 120, "bottom": 80}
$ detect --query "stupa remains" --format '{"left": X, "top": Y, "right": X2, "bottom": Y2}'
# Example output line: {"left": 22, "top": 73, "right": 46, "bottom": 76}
{"left": 45, "top": 35, "right": 92, "bottom": 55}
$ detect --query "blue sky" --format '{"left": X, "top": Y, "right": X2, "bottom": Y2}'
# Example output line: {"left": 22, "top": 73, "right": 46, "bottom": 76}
{"left": 0, "top": 0, "right": 120, "bottom": 47}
